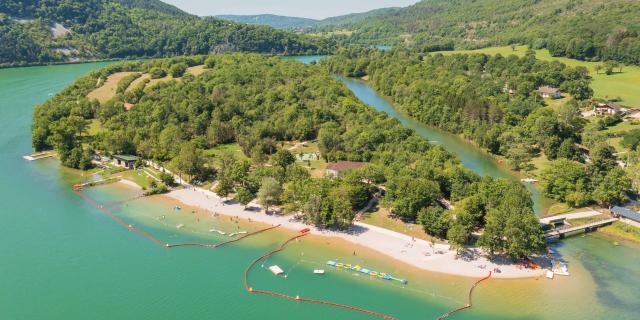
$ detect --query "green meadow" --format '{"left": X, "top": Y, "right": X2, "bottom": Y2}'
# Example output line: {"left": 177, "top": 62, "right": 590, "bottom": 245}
{"left": 434, "top": 45, "right": 640, "bottom": 106}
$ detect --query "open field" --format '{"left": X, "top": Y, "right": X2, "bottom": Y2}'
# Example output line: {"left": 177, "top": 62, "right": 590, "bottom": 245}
{"left": 204, "top": 143, "right": 248, "bottom": 165}
{"left": 186, "top": 65, "right": 207, "bottom": 76}
{"left": 434, "top": 45, "right": 640, "bottom": 106}
{"left": 125, "top": 65, "right": 207, "bottom": 93}
{"left": 600, "top": 221, "right": 640, "bottom": 243}
{"left": 87, "top": 72, "right": 138, "bottom": 103}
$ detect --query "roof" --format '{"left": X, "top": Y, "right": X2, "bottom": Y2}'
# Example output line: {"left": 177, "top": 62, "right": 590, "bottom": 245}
{"left": 611, "top": 206, "right": 640, "bottom": 222}
{"left": 326, "top": 161, "right": 365, "bottom": 172}
{"left": 124, "top": 102, "right": 135, "bottom": 111}
{"left": 538, "top": 86, "right": 560, "bottom": 94}
{"left": 113, "top": 155, "right": 139, "bottom": 162}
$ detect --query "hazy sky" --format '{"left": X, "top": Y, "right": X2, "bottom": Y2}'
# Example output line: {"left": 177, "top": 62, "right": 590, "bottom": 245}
{"left": 162, "top": 0, "right": 419, "bottom": 19}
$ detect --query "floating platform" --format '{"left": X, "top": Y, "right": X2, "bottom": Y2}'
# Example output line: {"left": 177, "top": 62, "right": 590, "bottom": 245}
{"left": 326, "top": 260, "right": 407, "bottom": 284}
{"left": 269, "top": 265, "right": 284, "bottom": 275}
{"left": 23, "top": 152, "right": 53, "bottom": 161}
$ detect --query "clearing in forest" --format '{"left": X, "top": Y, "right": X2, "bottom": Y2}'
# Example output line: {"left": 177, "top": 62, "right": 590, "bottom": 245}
{"left": 125, "top": 65, "right": 207, "bottom": 92}
{"left": 433, "top": 45, "right": 640, "bottom": 106}
{"left": 87, "top": 72, "right": 138, "bottom": 103}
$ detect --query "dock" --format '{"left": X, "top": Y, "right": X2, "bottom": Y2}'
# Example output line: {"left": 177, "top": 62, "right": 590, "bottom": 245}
{"left": 23, "top": 152, "right": 53, "bottom": 161}
{"left": 545, "top": 218, "right": 617, "bottom": 241}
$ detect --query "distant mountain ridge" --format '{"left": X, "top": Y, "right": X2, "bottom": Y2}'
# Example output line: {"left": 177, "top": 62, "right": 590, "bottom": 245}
{"left": 216, "top": 14, "right": 319, "bottom": 29}
{"left": 0, "top": 0, "right": 332, "bottom": 67}
{"left": 216, "top": 7, "right": 403, "bottom": 30}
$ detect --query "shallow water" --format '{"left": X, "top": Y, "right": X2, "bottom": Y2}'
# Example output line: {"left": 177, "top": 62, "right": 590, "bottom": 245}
{"left": 0, "top": 61, "right": 639, "bottom": 320}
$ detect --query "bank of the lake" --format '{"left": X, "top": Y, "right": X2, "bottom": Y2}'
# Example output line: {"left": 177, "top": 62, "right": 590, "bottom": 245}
{"left": 2, "top": 61, "right": 639, "bottom": 320}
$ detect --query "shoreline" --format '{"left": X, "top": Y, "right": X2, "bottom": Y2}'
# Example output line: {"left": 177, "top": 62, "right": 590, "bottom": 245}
{"left": 157, "top": 184, "right": 547, "bottom": 279}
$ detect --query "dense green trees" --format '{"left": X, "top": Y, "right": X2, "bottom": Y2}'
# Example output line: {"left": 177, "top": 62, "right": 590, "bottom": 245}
{"left": 323, "top": 48, "right": 592, "bottom": 170}
{"left": 34, "top": 53, "right": 544, "bottom": 254}
{"left": 0, "top": 0, "right": 333, "bottom": 66}
{"left": 540, "top": 147, "right": 631, "bottom": 207}
{"left": 313, "top": 0, "right": 640, "bottom": 65}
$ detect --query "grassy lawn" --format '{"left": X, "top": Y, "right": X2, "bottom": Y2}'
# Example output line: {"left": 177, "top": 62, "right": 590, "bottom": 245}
{"left": 88, "top": 119, "right": 103, "bottom": 136}
{"left": 599, "top": 221, "right": 640, "bottom": 243}
{"left": 126, "top": 73, "right": 150, "bottom": 92}
{"left": 527, "top": 153, "right": 550, "bottom": 178}
{"left": 204, "top": 143, "right": 248, "bottom": 165}
{"left": 566, "top": 215, "right": 610, "bottom": 226}
{"left": 87, "top": 72, "right": 138, "bottom": 103}
{"left": 433, "top": 45, "right": 640, "bottom": 106}
{"left": 543, "top": 203, "right": 590, "bottom": 217}
{"left": 306, "top": 160, "right": 327, "bottom": 177}
{"left": 361, "top": 206, "right": 443, "bottom": 243}
{"left": 186, "top": 65, "right": 207, "bottom": 76}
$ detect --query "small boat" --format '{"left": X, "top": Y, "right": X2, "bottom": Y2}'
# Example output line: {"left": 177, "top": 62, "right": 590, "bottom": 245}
{"left": 370, "top": 271, "right": 378, "bottom": 277}
{"left": 360, "top": 268, "right": 370, "bottom": 274}
{"left": 336, "top": 263, "right": 344, "bottom": 268}
{"left": 176, "top": 224, "right": 185, "bottom": 229}
{"left": 237, "top": 231, "right": 248, "bottom": 234}
{"left": 313, "top": 269, "right": 325, "bottom": 275}
{"left": 326, "top": 260, "right": 337, "bottom": 267}
{"left": 353, "top": 265, "right": 361, "bottom": 271}
{"left": 268, "top": 265, "right": 285, "bottom": 275}
{"left": 228, "top": 232, "right": 237, "bottom": 237}
{"left": 552, "top": 262, "right": 570, "bottom": 276}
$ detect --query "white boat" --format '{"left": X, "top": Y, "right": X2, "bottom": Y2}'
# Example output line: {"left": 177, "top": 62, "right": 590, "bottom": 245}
{"left": 268, "top": 265, "right": 285, "bottom": 275}
{"left": 546, "top": 270, "right": 554, "bottom": 279}
{"left": 552, "top": 262, "right": 570, "bottom": 276}
{"left": 313, "top": 269, "right": 325, "bottom": 275}
{"left": 176, "top": 224, "right": 185, "bottom": 229}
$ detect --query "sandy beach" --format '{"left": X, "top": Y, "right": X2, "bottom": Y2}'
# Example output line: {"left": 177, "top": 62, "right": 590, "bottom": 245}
{"left": 163, "top": 185, "right": 547, "bottom": 279}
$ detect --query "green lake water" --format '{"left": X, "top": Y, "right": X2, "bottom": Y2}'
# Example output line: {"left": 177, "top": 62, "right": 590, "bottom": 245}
{"left": 1, "top": 61, "right": 639, "bottom": 320}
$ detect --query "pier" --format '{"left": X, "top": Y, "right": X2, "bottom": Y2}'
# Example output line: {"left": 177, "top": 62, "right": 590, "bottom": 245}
{"left": 545, "top": 218, "right": 617, "bottom": 241}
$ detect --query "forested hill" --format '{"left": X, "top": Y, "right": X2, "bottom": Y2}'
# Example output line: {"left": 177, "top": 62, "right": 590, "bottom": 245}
{"left": 216, "top": 15, "right": 319, "bottom": 29}
{"left": 217, "top": 7, "right": 403, "bottom": 30}
{"left": 0, "top": 0, "right": 332, "bottom": 67}
{"left": 316, "top": 0, "right": 640, "bottom": 65}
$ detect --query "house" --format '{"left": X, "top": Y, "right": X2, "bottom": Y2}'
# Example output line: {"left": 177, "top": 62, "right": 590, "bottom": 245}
{"left": 595, "top": 103, "right": 628, "bottom": 116}
{"left": 537, "top": 86, "right": 561, "bottom": 99}
{"left": 325, "top": 161, "right": 364, "bottom": 177}
{"left": 610, "top": 206, "right": 640, "bottom": 225}
{"left": 112, "top": 155, "right": 139, "bottom": 169}
{"left": 124, "top": 102, "right": 135, "bottom": 112}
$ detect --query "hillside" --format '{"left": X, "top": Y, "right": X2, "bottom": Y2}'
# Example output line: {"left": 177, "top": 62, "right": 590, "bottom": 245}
{"left": 317, "top": 0, "right": 640, "bottom": 65}
{"left": 216, "top": 14, "right": 319, "bottom": 29}
{"left": 0, "top": 0, "right": 332, "bottom": 67}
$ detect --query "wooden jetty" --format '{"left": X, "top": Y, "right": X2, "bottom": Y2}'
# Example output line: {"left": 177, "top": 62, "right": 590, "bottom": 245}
{"left": 545, "top": 218, "right": 617, "bottom": 241}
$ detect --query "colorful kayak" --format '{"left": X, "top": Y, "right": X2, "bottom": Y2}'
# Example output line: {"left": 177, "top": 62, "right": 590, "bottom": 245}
{"left": 326, "top": 260, "right": 407, "bottom": 284}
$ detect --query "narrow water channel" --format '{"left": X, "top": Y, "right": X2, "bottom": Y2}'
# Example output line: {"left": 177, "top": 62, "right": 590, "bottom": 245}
{"left": 286, "top": 55, "right": 553, "bottom": 212}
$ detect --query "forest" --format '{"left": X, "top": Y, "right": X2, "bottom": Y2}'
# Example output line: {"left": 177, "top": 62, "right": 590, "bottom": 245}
{"left": 32, "top": 53, "right": 545, "bottom": 259}
{"left": 322, "top": 47, "right": 631, "bottom": 207}
{"left": 312, "top": 0, "right": 640, "bottom": 65}
{"left": 0, "top": 0, "right": 332, "bottom": 67}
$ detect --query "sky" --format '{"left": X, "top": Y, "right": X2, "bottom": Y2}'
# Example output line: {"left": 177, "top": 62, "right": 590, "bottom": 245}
{"left": 161, "top": 0, "right": 420, "bottom": 20}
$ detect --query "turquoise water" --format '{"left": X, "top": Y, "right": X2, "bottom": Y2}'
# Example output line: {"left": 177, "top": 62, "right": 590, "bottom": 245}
{"left": 0, "top": 61, "right": 639, "bottom": 320}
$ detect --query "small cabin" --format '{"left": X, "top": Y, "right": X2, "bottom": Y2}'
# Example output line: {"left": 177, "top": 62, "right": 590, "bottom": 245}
{"left": 112, "top": 155, "right": 139, "bottom": 169}
{"left": 325, "top": 161, "right": 364, "bottom": 177}
{"left": 538, "top": 86, "right": 561, "bottom": 99}
{"left": 595, "top": 103, "right": 628, "bottom": 116}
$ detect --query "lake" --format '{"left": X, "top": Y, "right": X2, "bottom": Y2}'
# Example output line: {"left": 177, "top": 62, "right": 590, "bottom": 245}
{"left": 0, "top": 61, "right": 638, "bottom": 320}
